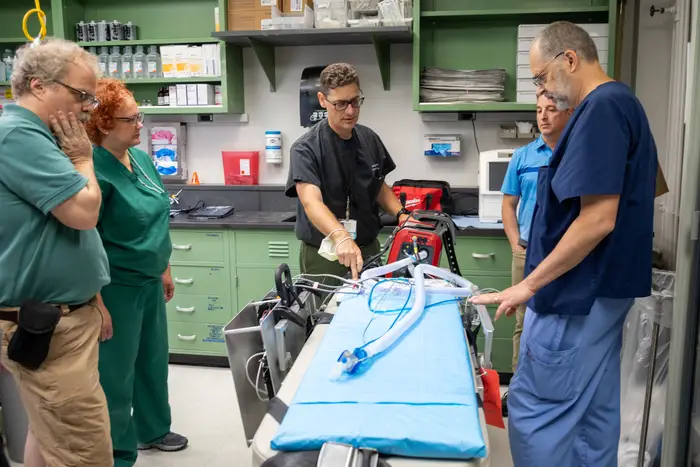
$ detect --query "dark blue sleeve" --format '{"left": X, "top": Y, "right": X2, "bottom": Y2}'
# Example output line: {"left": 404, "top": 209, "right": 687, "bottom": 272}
{"left": 551, "top": 98, "right": 631, "bottom": 201}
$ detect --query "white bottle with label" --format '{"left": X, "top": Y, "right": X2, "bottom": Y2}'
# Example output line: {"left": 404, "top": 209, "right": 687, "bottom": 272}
{"left": 121, "top": 46, "right": 133, "bottom": 79}
{"left": 98, "top": 47, "right": 109, "bottom": 77}
{"left": 108, "top": 47, "right": 121, "bottom": 78}
{"left": 146, "top": 46, "right": 162, "bottom": 78}
{"left": 132, "top": 46, "right": 146, "bottom": 79}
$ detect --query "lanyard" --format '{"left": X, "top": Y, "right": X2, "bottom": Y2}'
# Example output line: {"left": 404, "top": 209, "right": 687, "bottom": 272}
{"left": 333, "top": 139, "right": 357, "bottom": 221}
{"left": 129, "top": 150, "right": 165, "bottom": 195}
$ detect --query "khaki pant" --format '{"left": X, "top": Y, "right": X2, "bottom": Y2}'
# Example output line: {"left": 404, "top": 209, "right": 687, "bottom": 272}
{"left": 511, "top": 250, "right": 527, "bottom": 373}
{"left": 0, "top": 304, "right": 113, "bottom": 467}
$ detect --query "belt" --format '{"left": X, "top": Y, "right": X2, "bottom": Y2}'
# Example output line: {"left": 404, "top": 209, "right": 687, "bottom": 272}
{"left": 0, "top": 300, "right": 94, "bottom": 324}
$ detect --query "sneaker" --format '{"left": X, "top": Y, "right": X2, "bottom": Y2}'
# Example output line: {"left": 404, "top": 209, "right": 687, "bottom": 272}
{"left": 138, "top": 432, "right": 188, "bottom": 452}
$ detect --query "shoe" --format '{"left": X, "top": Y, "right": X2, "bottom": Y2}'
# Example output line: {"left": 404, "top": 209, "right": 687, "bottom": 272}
{"left": 501, "top": 391, "right": 509, "bottom": 418}
{"left": 138, "top": 432, "right": 189, "bottom": 452}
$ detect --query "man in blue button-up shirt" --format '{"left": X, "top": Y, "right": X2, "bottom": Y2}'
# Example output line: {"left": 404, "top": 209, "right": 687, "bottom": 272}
{"left": 501, "top": 93, "right": 572, "bottom": 375}
{"left": 472, "top": 22, "right": 660, "bottom": 466}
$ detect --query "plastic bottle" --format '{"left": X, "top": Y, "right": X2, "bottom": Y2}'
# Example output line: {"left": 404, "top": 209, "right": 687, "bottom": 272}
{"left": 2, "top": 50, "right": 13, "bottom": 81}
{"left": 108, "top": 46, "right": 121, "bottom": 78}
{"left": 98, "top": 47, "right": 109, "bottom": 77}
{"left": 121, "top": 46, "right": 133, "bottom": 79}
{"left": 146, "top": 46, "right": 161, "bottom": 78}
{"left": 132, "top": 45, "right": 146, "bottom": 79}
{"left": 163, "top": 86, "right": 170, "bottom": 105}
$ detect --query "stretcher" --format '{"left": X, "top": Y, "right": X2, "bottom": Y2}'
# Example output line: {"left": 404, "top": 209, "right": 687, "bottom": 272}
{"left": 224, "top": 261, "right": 495, "bottom": 467}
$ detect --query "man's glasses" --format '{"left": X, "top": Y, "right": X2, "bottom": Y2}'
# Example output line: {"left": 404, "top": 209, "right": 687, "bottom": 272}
{"left": 53, "top": 80, "right": 100, "bottom": 109}
{"left": 115, "top": 112, "right": 144, "bottom": 126}
{"left": 325, "top": 96, "right": 365, "bottom": 111}
{"left": 532, "top": 52, "right": 565, "bottom": 88}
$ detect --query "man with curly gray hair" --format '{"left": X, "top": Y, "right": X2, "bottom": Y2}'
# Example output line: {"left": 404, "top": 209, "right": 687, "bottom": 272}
{"left": 286, "top": 63, "right": 408, "bottom": 281}
{"left": 0, "top": 37, "right": 112, "bottom": 466}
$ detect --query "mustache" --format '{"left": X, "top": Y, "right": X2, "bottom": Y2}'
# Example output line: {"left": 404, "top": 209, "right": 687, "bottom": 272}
{"left": 77, "top": 112, "right": 91, "bottom": 123}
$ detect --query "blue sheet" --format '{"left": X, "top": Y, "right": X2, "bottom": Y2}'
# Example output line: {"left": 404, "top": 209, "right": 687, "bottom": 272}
{"left": 271, "top": 290, "right": 487, "bottom": 460}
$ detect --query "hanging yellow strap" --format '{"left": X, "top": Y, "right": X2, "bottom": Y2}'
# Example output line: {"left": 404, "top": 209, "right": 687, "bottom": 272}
{"left": 23, "top": 0, "right": 47, "bottom": 45}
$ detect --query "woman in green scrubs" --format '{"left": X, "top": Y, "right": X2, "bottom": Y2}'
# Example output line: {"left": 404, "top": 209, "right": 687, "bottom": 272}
{"left": 86, "top": 78, "right": 188, "bottom": 467}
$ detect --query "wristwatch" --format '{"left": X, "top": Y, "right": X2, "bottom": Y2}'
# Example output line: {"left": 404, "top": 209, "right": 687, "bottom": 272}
{"left": 396, "top": 208, "right": 410, "bottom": 222}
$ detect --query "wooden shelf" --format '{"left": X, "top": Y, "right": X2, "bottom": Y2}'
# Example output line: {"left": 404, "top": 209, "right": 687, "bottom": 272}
{"left": 212, "top": 26, "right": 413, "bottom": 91}
{"left": 78, "top": 38, "right": 220, "bottom": 48}
{"left": 417, "top": 102, "right": 536, "bottom": 112}
{"left": 139, "top": 105, "right": 226, "bottom": 115}
{"left": 421, "top": 6, "right": 609, "bottom": 19}
{"left": 124, "top": 77, "right": 222, "bottom": 85}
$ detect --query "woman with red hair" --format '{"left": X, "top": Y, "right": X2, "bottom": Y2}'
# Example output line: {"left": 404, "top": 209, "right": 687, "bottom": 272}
{"left": 86, "top": 78, "right": 188, "bottom": 467}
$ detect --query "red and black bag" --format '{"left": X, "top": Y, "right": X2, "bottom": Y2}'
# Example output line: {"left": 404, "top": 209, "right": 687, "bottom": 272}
{"left": 392, "top": 179, "right": 454, "bottom": 214}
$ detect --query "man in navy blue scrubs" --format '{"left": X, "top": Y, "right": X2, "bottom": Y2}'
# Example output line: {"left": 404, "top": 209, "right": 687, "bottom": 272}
{"left": 472, "top": 21, "right": 660, "bottom": 466}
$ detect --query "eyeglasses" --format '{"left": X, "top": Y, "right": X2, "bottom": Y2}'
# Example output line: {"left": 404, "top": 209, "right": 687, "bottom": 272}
{"left": 532, "top": 52, "right": 565, "bottom": 88}
{"left": 325, "top": 95, "right": 365, "bottom": 111}
{"left": 53, "top": 80, "right": 100, "bottom": 109}
{"left": 115, "top": 112, "right": 144, "bottom": 126}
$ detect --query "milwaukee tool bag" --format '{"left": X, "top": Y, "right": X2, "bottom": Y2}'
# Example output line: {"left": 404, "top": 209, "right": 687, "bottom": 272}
{"left": 392, "top": 179, "right": 454, "bottom": 213}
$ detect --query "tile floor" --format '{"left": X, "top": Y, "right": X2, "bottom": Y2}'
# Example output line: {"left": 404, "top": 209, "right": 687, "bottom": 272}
{"left": 9, "top": 364, "right": 514, "bottom": 466}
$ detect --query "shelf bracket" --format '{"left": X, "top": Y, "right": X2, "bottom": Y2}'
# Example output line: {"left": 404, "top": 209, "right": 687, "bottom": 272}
{"left": 248, "top": 38, "right": 276, "bottom": 92}
{"left": 372, "top": 36, "right": 391, "bottom": 91}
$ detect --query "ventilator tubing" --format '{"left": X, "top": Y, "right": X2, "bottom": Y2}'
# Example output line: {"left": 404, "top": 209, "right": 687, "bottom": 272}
{"left": 336, "top": 262, "right": 488, "bottom": 376}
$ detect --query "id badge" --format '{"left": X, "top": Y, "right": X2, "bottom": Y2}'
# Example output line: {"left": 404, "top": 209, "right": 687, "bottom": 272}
{"left": 341, "top": 219, "right": 357, "bottom": 240}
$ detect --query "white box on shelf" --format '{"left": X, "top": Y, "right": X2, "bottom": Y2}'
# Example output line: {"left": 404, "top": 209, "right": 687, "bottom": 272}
{"left": 161, "top": 46, "right": 176, "bottom": 78}
{"left": 174, "top": 45, "right": 190, "bottom": 78}
{"left": 168, "top": 85, "right": 178, "bottom": 107}
{"left": 196, "top": 84, "right": 215, "bottom": 105}
{"left": 186, "top": 84, "right": 198, "bottom": 106}
{"left": 214, "top": 85, "right": 222, "bottom": 105}
{"left": 517, "top": 91, "right": 537, "bottom": 104}
{"left": 176, "top": 84, "right": 188, "bottom": 106}
{"left": 517, "top": 78, "right": 536, "bottom": 93}
{"left": 187, "top": 46, "right": 204, "bottom": 76}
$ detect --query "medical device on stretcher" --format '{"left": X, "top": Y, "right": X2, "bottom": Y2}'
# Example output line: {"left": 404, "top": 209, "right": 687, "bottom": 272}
{"left": 223, "top": 213, "right": 496, "bottom": 466}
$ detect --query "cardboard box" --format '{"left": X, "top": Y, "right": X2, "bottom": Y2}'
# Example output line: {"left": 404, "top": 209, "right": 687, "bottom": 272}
{"left": 283, "top": 0, "right": 313, "bottom": 13}
{"left": 228, "top": 0, "right": 282, "bottom": 30}
{"left": 196, "top": 84, "right": 216, "bottom": 105}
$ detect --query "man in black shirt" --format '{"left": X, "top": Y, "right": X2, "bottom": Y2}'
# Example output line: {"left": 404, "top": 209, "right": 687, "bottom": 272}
{"left": 285, "top": 63, "right": 409, "bottom": 280}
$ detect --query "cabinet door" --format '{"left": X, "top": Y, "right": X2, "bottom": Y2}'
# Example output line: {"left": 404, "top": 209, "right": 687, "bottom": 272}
{"left": 170, "top": 265, "right": 230, "bottom": 296}
{"left": 235, "top": 231, "right": 300, "bottom": 268}
{"left": 236, "top": 266, "right": 300, "bottom": 311}
{"left": 166, "top": 294, "right": 230, "bottom": 324}
{"left": 167, "top": 321, "right": 226, "bottom": 357}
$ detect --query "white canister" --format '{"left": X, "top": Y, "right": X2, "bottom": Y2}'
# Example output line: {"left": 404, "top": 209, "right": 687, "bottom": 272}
{"left": 265, "top": 130, "right": 282, "bottom": 164}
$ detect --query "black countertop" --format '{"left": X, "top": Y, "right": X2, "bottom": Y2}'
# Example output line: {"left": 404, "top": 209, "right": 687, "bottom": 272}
{"left": 170, "top": 211, "right": 506, "bottom": 237}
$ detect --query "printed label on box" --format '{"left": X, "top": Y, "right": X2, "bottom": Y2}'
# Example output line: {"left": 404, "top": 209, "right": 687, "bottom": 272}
{"left": 240, "top": 159, "right": 251, "bottom": 176}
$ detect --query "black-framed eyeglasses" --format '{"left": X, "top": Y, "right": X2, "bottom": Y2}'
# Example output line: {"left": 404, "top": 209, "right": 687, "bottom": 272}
{"left": 53, "top": 80, "right": 100, "bottom": 109}
{"left": 532, "top": 52, "right": 565, "bottom": 88}
{"left": 325, "top": 95, "right": 365, "bottom": 111}
{"left": 115, "top": 112, "right": 144, "bottom": 126}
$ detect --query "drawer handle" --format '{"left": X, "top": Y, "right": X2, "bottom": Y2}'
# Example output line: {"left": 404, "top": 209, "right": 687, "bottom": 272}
{"left": 177, "top": 334, "right": 196, "bottom": 341}
{"left": 472, "top": 253, "right": 495, "bottom": 259}
{"left": 174, "top": 278, "right": 194, "bottom": 284}
{"left": 176, "top": 306, "right": 195, "bottom": 313}
{"left": 173, "top": 244, "right": 192, "bottom": 250}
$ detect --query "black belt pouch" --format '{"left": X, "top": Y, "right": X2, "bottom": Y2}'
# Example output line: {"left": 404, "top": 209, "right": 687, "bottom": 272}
{"left": 7, "top": 300, "right": 62, "bottom": 370}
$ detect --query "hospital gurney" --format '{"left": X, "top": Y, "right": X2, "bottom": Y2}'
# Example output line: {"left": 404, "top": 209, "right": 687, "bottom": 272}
{"left": 224, "top": 259, "right": 495, "bottom": 466}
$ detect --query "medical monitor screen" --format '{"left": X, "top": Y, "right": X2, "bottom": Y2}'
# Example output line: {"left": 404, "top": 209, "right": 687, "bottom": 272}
{"left": 488, "top": 161, "right": 510, "bottom": 191}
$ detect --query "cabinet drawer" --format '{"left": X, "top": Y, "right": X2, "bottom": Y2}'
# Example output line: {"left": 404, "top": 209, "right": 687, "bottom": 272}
{"left": 170, "top": 230, "right": 226, "bottom": 265}
{"left": 167, "top": 321, "right": 226, "bottom": 356}
{"left": 166, "top": 294, "right": 230, "bottom": 324}
{"left": 170, "top": 265, "right": 229, "bottom": 296}
{"left": 455, "top": 237, "right": 512, "bottom": 273}
{"left": 235, "top": 231, "right": 300, "bottom": 267}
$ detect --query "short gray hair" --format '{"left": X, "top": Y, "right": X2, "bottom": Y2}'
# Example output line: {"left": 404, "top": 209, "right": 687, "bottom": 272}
{"left": 11, "top": 37, "right": 100, "bottom": 97}
{"left": 536, "top": 21, "right": 599, "bottom": 63}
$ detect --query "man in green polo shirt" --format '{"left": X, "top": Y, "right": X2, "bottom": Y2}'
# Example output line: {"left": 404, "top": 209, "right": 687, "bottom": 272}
{"left": 0, "top": 38, "right": 113, "bottom": 466}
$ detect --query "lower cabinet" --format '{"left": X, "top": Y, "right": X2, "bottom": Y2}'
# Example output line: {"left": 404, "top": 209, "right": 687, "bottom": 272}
{"left": 168, "top": 227, "right": 515, "bottom": 372}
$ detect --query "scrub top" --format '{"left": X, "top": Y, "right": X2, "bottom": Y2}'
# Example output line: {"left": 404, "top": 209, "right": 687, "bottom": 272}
{"left": 94, "top": 146, "right": 172, "bottom": 287}
{"left": 526, "top": 81, "right": 657, "bottom": 316}
{"left": 501, "top": 137, "right": 553, "bottom": 242}
{"left": 0, "top": 104, "right": 110, "bottom": 306}
{"left": 285, "top": 119, "right": 396, "bottom": 248}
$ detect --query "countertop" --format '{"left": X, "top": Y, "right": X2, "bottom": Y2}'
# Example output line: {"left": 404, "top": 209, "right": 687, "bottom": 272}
{"left": 170, "top": 211, "right": 506, "bottom": 237}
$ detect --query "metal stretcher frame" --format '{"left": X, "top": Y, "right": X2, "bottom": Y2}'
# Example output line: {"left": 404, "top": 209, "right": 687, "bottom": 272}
{"left": 249, "top": 293, "right": 492, "bottom": 466}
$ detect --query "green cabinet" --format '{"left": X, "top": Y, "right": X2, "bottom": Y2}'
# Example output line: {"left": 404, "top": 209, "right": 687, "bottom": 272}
{"left": 167, "top": 226, "right": 515, "bottom": 374}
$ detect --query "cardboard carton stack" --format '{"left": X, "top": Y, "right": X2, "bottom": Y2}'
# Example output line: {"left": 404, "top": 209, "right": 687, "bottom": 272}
{"left": 228, "top": 0, "right": 315, "bottom": 30}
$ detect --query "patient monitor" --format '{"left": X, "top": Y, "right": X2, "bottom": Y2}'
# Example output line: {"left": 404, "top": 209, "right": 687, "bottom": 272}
{"left": 478, "top": 149, "right": 515, "bottom": 224}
